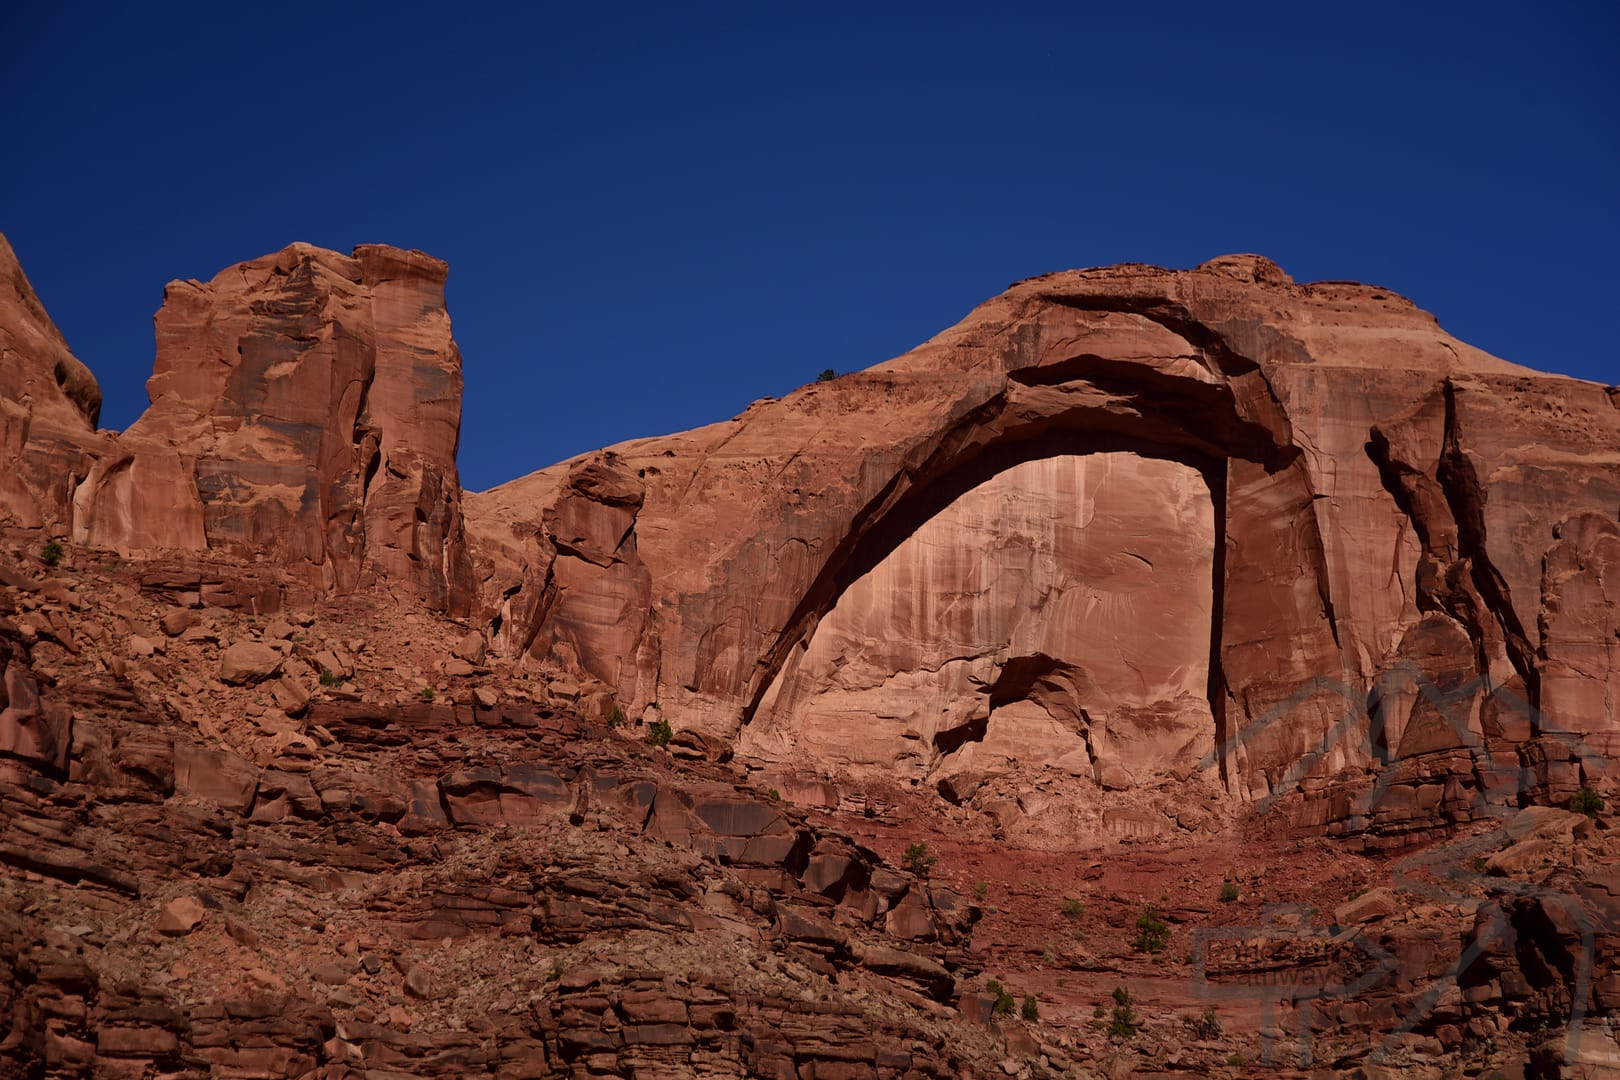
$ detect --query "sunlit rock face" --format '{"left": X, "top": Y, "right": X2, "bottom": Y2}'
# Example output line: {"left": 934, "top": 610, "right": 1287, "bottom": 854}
{"left": 0, "top": 233, "right": 109, "bottom": 529}
{"left": 64, "top": 242, "right": 475, "bottom": 615}
{"left": 741, "top": 452, "right": 1215, "bottom": 786}
{"left": 471, "top": 254, "right": 1620, "bottom": 837}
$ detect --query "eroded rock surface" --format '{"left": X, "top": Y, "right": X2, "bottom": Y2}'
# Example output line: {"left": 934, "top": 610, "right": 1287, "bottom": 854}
{"left": 469, "top": 254, "right": 1620, "bottom": 845}
{"left": 0, "top": 234, "right": 108, "bottom": 529}
{"left": 2, "top": 239, "right": 1617, "bottom": 1077}
{"left": 0, "top": 234, "right": 472, "bottom": 614}
{"left": 742, "top": 453, "right": 1215, "bottom": 792}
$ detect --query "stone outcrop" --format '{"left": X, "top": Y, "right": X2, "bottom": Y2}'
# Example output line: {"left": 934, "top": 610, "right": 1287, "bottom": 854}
{"left": 77, "top": 243, "right": 473, "bottom": 614}
{"left": 469, "top": 254, "right": 1620, "bottom": 836}
{"left": 0, "top": 233, "right": 472, "bottom": 614}
{"left": 0, "top": 234, "right": 108, "bottom": 529}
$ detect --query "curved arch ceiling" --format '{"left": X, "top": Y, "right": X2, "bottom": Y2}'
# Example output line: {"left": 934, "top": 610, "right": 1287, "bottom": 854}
{"left": 742, "top": 451, "right": 1216, "bottom": 788}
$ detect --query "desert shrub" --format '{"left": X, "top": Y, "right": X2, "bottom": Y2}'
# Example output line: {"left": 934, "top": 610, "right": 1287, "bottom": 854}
{"left": 816, "top": 368, "right": 837, "bottom": 383}
{"left": 984, "top": 978, "right": 1014, "bottom": 1015}
{"left": 319, "top": 668, "right": 343, "bottom": 687}
{"left": 1572, "top": 786, "right": 1604, "bottom": 817}
{"left": 606, "top": 704, "right": 625, "bottom": 728}
{"left": 646, "top": 718, "right": 673, "bottom": 747}
{"left": 1219, "top": 881, "right": 1240, "bottom": 903}
{"left": 419, "top": 687, "right": 435, "bottom": 703}
{"left": 40, "top": 540, "right": 63, "bottom": 567}
{"left": 1061, "top": 896, "right": 1084, "bottom": 919}
{"left": 1183, "top": 1008, "right": 1222, "bottom": 1039}
{"left": 1108, "top": 986, "right": 1139, "bottom": 1038}
{"left": 1133, "top": 904, "right": 1170, "bottom": 953}
{"left": 1021, "top": 994, "right": 1039, "bottom": 1022}
{"left": 902, "top": 842, "right": 935, "bottom": 878}
{"left": 766, "top": 787, "right": 781, "bottom": 801}
{"left": 973, "top": 880, "right": 988, "bottom": 901}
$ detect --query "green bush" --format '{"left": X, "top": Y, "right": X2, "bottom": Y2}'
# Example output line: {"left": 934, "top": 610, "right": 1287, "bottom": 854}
{"left": 984, "top": 978, "right": 1014, "bottom": 1016}
{"left": 1219, "top": 881, "right": 1240, "bottom": 903}
{"left": 1133, "top": 905, "right": 1170, "bottom": 953}
{"left": 606, "top": 704, "right": 625, "bottom": 728}
{"left": 1572, "top": 786, "right": 1604, "bottom": 817}
{"left": 1107, "top": 986, "right": 1139, "bottom": 1038}
{"left": 1061, "top": 896, "right": 1084, "bottom": 919}
{"left": 319, "top": 668, "right": 343, "bottom": 688}
{"left": 1183, "top": 1008, "right": 1222, "bottom": 1039}
{"left": 816, "top": 368, "right": 837, "bottom": 383}
{"left": 40, "top": 540, "right": 63, "bottom": 567}
{"left": 646, "top": 718, "right": 673, "bottom": 747}
{"left": 766, "top": 787, "right": 781, "bottom": 801}
{"left": 973, "top": 880, "right": 988, "bottom": 901}
{"left": 1020, "top": 994, "right": 1039, "bottom": 1022}
{"left": 902, "top": 842, "right": 936, "bottom": 879}
{"left": 419, "top": 687, "right": 435, "bottom": 703}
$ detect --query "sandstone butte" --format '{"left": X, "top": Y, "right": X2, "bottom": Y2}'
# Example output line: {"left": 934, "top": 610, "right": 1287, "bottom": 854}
{"left": 0, "top": 230, "right": 1617, "bottom": 1078}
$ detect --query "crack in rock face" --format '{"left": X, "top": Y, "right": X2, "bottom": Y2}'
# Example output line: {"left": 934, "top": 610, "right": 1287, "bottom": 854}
{"left": 740, "top": 453, "right": 1216, "bottom": 788}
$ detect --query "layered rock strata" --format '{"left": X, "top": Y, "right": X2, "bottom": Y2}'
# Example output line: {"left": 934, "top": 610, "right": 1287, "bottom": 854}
{"left": 0, "top": 558, "right": 998, "bottom": 1079}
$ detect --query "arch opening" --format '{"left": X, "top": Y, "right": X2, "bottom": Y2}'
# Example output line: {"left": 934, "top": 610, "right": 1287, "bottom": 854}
{"left": 739, "top": 450, "right": 1221, "bottom": 794}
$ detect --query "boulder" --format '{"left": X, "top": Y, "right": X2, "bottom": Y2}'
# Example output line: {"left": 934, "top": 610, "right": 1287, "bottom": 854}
{"left": 156, "top": 896, "right": 206, "bottom": 936}
{"left": 271, "top": 677, "right": 311, "bottom": 716}
{"left": 159, "top": 608, "right": 198, "bottom": 637}
{"left": 220, "top": 641, "right": 282, "bottom": 685}
{"left": 453, "top": 630, "right": 486, "bottom": 664}
{"left": 1334, "top": 886, "right": 1402, "bottom": 926}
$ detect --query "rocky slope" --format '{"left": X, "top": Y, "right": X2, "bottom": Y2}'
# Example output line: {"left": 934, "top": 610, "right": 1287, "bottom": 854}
{"left": 1, "top": 234, "right": 1616, "bottom": 1077}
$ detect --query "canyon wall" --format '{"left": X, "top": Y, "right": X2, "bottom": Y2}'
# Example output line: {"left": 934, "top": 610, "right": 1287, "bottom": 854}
{"left": 466, "top": 254, "right": 1620, "bottom": 830}
{"left": 5, "top": 238, "right": 1618, "bottom": 1075}
{"left": 5, "top": 233, "right": 1617, "bottom": 831}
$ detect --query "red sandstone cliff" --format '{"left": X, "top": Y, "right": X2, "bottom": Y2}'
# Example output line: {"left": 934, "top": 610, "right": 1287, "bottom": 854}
{"left": 0, "top": 233, "right": 109, "bottom": 528}
{"left": 0, "top": 236, "right": 473, "bottom": 615}
{"left": 467, "top": 254, "right": 1620, "bottom": 845}
{"left": 1, "top": 239, "right": 1618, "bottom": 1076}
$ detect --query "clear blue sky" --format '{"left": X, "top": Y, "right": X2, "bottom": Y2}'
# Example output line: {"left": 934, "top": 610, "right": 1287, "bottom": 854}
{"left": 5, "top": 3, "right": 1616, "bottom": 491}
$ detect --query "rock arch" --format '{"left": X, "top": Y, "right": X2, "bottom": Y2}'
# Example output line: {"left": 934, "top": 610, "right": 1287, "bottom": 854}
{"left": 466, "top": 255, "right": 1620, "bottom": 816}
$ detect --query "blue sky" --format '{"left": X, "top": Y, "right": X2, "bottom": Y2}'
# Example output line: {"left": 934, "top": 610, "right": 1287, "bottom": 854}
{"left": 5, "top": 3, "right": 1616, "bottom": 491}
